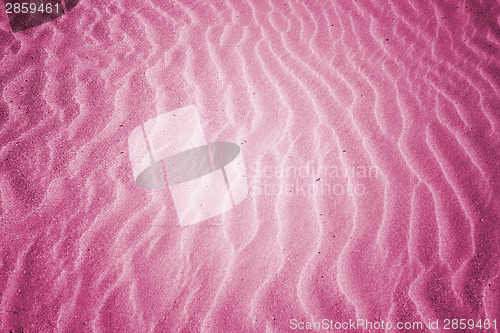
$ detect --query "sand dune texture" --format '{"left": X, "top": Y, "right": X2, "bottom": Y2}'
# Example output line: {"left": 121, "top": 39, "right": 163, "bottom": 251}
{"left": 0, "top": 0, "right": 499, "bottom": 332}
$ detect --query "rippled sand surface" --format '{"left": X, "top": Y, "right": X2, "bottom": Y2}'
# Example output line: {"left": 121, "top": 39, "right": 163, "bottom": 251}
{"left": 1, "top": 0, "right": 499, "bottom": 332}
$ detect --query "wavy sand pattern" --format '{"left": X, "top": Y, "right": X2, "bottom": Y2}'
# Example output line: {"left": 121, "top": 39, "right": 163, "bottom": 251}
{"left": 0, "top": 0, "right": 499, "bottom": 332}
